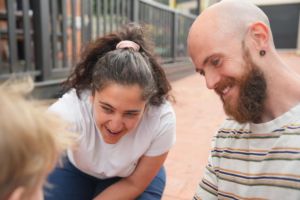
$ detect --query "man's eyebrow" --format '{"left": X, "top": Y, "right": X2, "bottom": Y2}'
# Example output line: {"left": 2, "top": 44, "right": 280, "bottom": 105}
{"left": 195, "top": 54, "right": 214, "bottom": 73}
{"left": 203, "top": 54, "right": 214, "bottom": 66}
{"left": 99, "top": 101, "right": 142, "bottom": 112}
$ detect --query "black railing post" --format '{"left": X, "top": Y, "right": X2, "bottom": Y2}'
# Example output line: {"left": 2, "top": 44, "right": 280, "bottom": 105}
{"left": 88, "top": 0, "right": 93, "bottom": 40}
{"left": 297, "top": 11, "right": 300, "bottom": 55}
{"left": 32, "top": 0, "right": 51, "bottom": 81}
{"left": 22, "top": 0, "right": 32, "bottom": 71}
{"left": 72, "top": 0, "right": 77, "bottom": 61}
{"left": 81, "top": 0, "right": 87, "bottom": 43}
{"left": 5, "top": 0, "right": 18, "bottom": 73}
{"left": 62, "top": 0, "right": 68, "bottom": 68}
{"left": 171, "top": 11, "right": 178, "bottom": 62}
{"left": 132, "top": 0, "right": 139, "bottom": 22}
{"left": 50, "top": 0, "right": 58, "bottom": 69}
{"left": 197, "top": 0, "right": 201, "bottom": 15}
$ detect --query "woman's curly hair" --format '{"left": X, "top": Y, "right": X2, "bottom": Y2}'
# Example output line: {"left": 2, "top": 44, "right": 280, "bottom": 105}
{"left": 62, "top": 23, "right": 174, "bottom": 106}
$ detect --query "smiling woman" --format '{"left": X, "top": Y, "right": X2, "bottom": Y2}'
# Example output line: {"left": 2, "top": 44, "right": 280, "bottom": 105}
{"left": 44, "top": 23, "right": 176, "bottom": 200}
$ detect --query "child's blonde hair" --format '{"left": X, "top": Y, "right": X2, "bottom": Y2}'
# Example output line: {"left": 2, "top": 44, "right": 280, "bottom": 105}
{"left": 0, "top": 77, "right": 76, "bottom": 200}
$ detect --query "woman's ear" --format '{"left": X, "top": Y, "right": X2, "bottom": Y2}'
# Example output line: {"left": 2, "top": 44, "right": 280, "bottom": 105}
{"left": 143, "top": 104, "right": 147, "bottom": 113}
{"left": 8, "top": 187, "right": 25, "bottom": 200}
{"left": 89, "top": 94, "right": 94, "bottom": 104}
{"left": 89, "top": 84, "right": 94, "bottom": 104}
{"left": 250, "top": 22, "right": 269, "bottom": 50}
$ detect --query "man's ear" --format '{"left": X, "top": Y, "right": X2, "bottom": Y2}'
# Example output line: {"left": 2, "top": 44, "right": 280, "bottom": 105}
{"left": 250, "top": 22, "right": 269, "bottom": 50}
{"left": 8, "top": 187, "right": 25, "bottom": 200}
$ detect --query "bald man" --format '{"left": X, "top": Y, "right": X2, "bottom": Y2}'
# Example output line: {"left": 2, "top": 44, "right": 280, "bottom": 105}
{"left": 188, "top": 0, "right": 300, "bottom": 199}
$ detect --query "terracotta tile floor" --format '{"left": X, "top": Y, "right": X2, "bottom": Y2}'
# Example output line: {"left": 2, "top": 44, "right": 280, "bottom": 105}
{"left": 162, "top": 51, "right": 300, "bottom": 200}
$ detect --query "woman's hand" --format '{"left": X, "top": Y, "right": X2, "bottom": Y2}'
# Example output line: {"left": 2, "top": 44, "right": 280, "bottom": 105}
{"left": 93, "top": 152, "right": 169, "bottom": 200}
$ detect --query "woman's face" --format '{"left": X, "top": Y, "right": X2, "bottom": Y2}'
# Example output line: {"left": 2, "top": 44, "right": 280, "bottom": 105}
{"left": 90, "top": 84, "right": 147, "bottom": 144}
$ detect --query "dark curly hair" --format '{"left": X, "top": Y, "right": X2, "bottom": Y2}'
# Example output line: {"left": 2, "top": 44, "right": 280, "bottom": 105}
{"left": 61, "top": 23, "right": 174, "bottom": 106}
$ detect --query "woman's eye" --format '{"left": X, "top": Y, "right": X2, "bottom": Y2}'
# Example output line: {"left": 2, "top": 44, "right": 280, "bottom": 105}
{"left": 126, "top": 113, "right": 137, "bottom": 117}
{"left": 102, "top": 107, "right": 112, "bottom": 112}
{"left": 212, "top": 59, "right": 220, "bottom": 66}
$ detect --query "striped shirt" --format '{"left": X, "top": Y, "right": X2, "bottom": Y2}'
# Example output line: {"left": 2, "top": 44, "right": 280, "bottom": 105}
{"left": 194, "top": 103, "right": 300, "bottom": 200}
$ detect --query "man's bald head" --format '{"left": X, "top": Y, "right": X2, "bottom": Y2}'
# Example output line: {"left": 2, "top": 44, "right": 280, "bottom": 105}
{"left": 188, "top": 0, "right": 275, "bottom": 73}
{"left": 202, "top": 0, "right": 270, "bottom": 40}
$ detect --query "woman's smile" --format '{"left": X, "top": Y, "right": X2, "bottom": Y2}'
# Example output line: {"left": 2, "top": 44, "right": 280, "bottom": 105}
{"left": 104, "top": 125, "right": 124, "bottom": 137}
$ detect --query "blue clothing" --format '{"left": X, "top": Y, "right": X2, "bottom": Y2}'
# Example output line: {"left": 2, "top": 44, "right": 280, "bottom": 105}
{"left": 44, "top": 157, "right": 166, "bottom": 200}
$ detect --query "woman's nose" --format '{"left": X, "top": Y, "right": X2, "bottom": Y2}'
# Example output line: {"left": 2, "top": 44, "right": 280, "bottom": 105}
{"left": 109, "top": 115, "right": 123, "bottom": 131}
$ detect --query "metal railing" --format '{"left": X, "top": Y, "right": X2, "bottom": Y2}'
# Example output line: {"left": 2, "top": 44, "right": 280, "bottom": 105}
{"left": 0, "top": 0, "right": 197, "bottom": 83}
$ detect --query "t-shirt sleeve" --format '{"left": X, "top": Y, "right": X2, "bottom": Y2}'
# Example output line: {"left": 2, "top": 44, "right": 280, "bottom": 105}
{"left": 144, "top": 106, "right": 176, "bottom": 156}
{"left": 194, "top": 135, "right": 219, "bottom": 200}
{"left": 47, "top": 92, "right": 80, "bottom": 134}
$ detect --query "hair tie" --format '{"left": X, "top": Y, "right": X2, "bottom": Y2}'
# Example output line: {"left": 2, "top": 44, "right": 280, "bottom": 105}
{"left": 116, "top": 40, "right": 140, "bottom": 52}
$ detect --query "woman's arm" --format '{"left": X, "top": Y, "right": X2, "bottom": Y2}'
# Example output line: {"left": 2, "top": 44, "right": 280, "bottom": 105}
{"left": 93, "top": 151, "right": 169, "bottom": 200}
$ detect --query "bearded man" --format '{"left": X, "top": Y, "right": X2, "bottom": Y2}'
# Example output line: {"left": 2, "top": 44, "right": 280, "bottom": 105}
{"left": 188, "top": 0, "right": 300, "bottom": 199}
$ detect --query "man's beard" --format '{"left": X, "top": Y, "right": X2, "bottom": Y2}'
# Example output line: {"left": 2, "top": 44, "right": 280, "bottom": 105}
{"left": 215, "top": 47, "right": 267, "bottom": 124}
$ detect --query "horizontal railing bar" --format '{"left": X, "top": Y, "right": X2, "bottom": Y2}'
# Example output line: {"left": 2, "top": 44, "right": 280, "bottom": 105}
{"left": 161, "top": 57, "right": 192, "bottom": 64}
{"left": 34, "top": 78, "right": 66, "bottom": 87}
{"left": 50, "top": 68, "right": 71, "bottom": 79}
{"left": 0, "top": 9, "right": 33, "bottom": 17}
{"left": 0, "top": 70, "right": 41, "bottom": 79}
{"left": 139, "top": 0, "right": 197, "bottom": 19}
{"left": 51, "top": 68, "right": 72, "bottom": 73}
{"left": 173, "top": 56, "right": 191, "bottom": 62}
{"left": 0, "top": 29, "right": 33, "bottom": 35}
{"left": 162, "top": 58, "right": 174, "bottom": 63}
{"left": 0, "top": 29, "right": 70, "bottom": 38}
{"left": 177, "top": 11, "right": 198, "bottom": 19}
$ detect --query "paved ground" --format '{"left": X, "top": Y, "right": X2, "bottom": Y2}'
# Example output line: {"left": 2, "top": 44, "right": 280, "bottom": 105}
{"left": 162, "top": 51, "right": 300, "bottom": 200}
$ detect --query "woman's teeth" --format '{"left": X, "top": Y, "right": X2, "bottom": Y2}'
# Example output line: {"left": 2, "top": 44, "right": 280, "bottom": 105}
{"left": 107, "top": 128, "right": 120, "bottom": 134}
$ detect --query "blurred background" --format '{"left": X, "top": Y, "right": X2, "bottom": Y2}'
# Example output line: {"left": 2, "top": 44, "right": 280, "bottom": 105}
{"left": 163, "top": 0, "right": 300, "bottom": 49}
{"left": 0, "top": 0, "right": 196, "bottom": 99}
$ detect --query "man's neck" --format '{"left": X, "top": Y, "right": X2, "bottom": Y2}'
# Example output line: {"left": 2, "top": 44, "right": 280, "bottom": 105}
{"left": 259, "top": 60, "right": 300, "bottom": 123}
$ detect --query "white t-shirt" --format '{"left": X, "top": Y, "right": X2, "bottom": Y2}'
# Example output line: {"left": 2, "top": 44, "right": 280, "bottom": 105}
{"left": 48, "top": 89, "right": 176, "bottom": 179}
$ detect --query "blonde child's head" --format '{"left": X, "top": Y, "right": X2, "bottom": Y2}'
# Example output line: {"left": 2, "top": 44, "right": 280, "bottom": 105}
{"left": 0, "top": 78, "right": 75, "bottom": 200}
